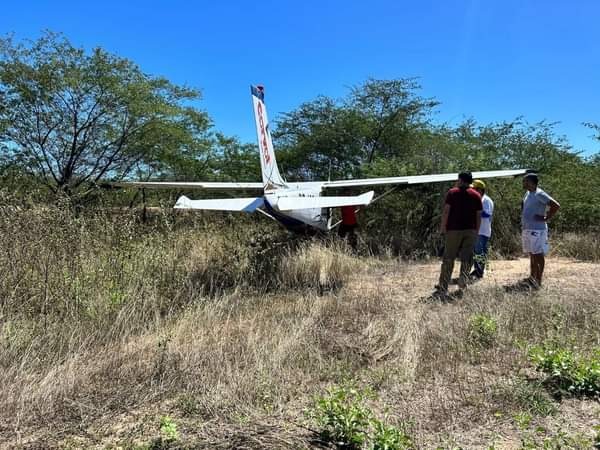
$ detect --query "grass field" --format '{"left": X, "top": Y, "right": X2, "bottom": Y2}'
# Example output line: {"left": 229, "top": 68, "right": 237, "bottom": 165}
{"left": 1, "top": 207, "right": 599, "bottom": 449}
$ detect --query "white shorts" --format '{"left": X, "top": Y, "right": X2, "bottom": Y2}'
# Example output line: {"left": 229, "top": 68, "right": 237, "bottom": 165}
{"left": 522, "top": 229, "right": 549, "bottom": 255}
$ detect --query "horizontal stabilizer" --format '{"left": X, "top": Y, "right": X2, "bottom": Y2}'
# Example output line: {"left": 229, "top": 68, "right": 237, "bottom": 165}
{"left": 276, "top": 191, "right": 374, "bottom": 211}
{"left": 174, "top": 196, "right": 264, "bottom": 212}
{"left": 113, "top": 181, "right": 263, "bottom": 190}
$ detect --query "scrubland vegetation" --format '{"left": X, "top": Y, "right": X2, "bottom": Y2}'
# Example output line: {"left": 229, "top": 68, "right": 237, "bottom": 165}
{"left": 1, "top": 199, "right": 599, "bottom": 449}
{"left": 2, "top": 33, "right": 600, "bottom": 448}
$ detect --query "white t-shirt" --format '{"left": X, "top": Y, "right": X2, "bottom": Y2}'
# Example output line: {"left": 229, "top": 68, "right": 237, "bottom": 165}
{"left": 479, "top": 194, "right": 494, "bottom": 237}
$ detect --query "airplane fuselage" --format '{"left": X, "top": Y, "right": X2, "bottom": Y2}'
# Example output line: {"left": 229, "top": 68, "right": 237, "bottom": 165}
{"left": 263, "top": 183, "right": 331, "bottom": 232}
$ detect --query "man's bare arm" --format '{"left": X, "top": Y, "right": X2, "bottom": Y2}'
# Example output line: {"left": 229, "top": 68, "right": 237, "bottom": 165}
{"left": 546, "top": 199, "right": 560, "bottom": 221}
{"left": 440, "top": 204, "right": 450, "bottom": 234}
{"left": 475, "top": 210, "right": 482, "bottom": 232}
{"left": 535, "top": 199, "right": 560, "bottom": 222}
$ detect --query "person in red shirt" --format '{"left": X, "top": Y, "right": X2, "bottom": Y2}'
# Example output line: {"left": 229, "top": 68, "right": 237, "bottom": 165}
{"left": 338, "top": 205, "right": 358, "bottom": 250}
{"left": 434, "top": 171, "right": 483, "bottom": 297}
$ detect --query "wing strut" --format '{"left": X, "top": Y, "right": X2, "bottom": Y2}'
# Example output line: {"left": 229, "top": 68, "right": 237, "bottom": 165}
{"left": 371, "top": 185, "right": 402, "bottom": 204}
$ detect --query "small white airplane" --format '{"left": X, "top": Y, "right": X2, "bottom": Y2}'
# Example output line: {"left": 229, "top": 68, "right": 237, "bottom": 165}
{"left": 116, "top": 85, "right": 527, "bottom": 232}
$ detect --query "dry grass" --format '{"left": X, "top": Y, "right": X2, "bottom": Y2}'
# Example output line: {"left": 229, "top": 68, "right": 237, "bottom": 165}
{"left": 278, "top": 241, "right": 364, "bottom": 291}
{"left": 551, "top": 232, "right": 600, "bottom": 262}
{"left": 1, "top": 205, "right": 600, "bottom": 449}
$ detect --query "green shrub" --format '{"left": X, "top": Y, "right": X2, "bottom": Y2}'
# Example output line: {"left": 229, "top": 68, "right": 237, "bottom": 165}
{"left": 144, "top": 415, "right": 180, "bottom": 450}
{"left": 159, "top": 415, "right": 178, "bottom": 442}
{"left": 468, "top": 314, "right": 498, "bottom": 349}
{"left": 370, "top": 417, "right": 413, "bottom": 450}
{"left": 493, "top": 378, "right": 557, "bottom": 417}
{"left": 518, "top": 427, "right": 593, "bottom": 449}
{"left": 528, "top": 344, "right": 600, "bottom": 396}
{"left": 309, "top": 384, "right": 414, "bottom": 449}
{"left": 512, "top": 380, "right": 557, "bottom": 416}
{"left": 311, "top": 385, "right": 374, "bottom": 448}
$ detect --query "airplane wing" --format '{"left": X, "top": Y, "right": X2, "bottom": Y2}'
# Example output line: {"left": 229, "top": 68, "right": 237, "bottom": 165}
{"left": 112, "top": 181, "right": 264, "bottom": 190}
{"left": 321, "top": 169, "right": 528, "bottom": 188}
{"left": 276, "top": 191, "right": 374, "bottom": 211}
{"left": 175, "top": 196, "right": 264, "bottom": 212}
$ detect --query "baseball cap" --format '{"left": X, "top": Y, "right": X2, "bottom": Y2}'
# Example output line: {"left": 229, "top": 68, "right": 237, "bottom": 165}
{"left": 472, "top": 179, "right": 486, "bottom": 190}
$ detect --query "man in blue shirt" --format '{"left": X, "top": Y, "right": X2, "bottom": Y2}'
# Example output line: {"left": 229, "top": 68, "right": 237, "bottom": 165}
{"left": 520, "top": 173, "right": 560, "bottom": 289}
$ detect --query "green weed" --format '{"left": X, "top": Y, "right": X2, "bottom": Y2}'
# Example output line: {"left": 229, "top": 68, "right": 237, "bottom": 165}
{"left": 159, "top": 415, "right": 178, "bottom": 442}
{"left": 310, "top": 385, "right": 374, "bottom": 448}
{"left": 370, "top": 417, "right": 413, "bottom": 450}
{"left": 519, "top": 427, "right": 593, "bottom": 449}
{"left": 309, "top": 384, "right": 413, "bottom": 449}
{"left": 468, "top": 314, "right": 498, "bottom": 349}
{"left": 176, "top": 393, "right": 200, "bottom": 417}
{"left": 493, "top": 378, "right": 557, "bottom": 417}
{"left": 528, "top": 344, "right": 600, "bottom": 396}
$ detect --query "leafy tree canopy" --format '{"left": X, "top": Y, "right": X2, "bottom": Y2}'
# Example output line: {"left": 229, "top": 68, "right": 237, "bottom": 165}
{"left": 274, "top": 78, "right": 439, "bottom": 181}
{"left": 0, "top": 32, "right": 214, "bottom": 200}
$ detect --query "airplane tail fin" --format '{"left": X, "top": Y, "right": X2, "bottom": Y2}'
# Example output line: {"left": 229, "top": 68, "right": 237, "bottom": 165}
{"left": 251, "top": 85, "right": 286, "bottom": 191}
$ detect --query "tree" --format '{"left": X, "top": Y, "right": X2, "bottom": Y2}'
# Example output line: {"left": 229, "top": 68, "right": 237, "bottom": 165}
{"left": 209, "top": 134, "right": 260, "bottom": 182}
{"left": 585, "top": 122, "right": 600, "bottom": 151}
{"left": 273, "top": 78, "right": 438, "bottom": 181}
{"left": 0, "top": 32, "right": 213, "bottom": 200}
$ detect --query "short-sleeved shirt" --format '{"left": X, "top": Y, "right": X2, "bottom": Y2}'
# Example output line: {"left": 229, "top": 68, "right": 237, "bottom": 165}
{"left": 341, "top": 206, "right": 357, "bottom": 225}
{"left": 522, "top": 188, "right": 556, "bottom": 230}
{"left": 445, "top": 187, "right": 483, "bottom": 231}
{"left": 479, "top": 194, "right": 494, "bottom": 238}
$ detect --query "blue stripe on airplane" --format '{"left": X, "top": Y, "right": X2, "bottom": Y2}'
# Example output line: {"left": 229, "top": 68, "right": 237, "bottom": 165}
{"left": 242, "top": 197, "right": 265, "bottom": 212}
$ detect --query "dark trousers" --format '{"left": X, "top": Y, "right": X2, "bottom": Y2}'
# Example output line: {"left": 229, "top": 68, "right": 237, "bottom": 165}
{"left": 438, "top": 230, "right": 477, "bottom": 291}
{"left": 338, "top": 224, "right": 358, "bottom": 250}
{"left": 472, "top": 235, "right": 490, "bottom": 278}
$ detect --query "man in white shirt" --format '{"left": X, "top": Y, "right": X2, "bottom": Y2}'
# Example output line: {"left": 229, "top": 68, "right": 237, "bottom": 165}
{"left": 520, "top": 173, "right": 560, "bottom": 289}
{"left": 470, "top": 179, "right": 494, "bottom": 279}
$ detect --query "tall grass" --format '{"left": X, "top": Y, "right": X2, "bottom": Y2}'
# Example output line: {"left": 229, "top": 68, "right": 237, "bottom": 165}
{"left": 0, "top": 200, "right": 359, "bottom": 376}
{"left": 279, "top": 240, "right": 361, "bottom": 291}
{"left": 1, "top": 196, "right": 600, "bottom": 448}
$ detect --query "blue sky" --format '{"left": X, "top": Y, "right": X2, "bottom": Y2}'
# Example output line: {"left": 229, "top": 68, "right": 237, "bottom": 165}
{"left": 2, "top": 0, "right": 599, "bottom": 154}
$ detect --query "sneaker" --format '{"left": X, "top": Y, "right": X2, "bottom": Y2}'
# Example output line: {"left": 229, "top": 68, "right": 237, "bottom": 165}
{"left": 504, "top": 278, "right": 540, "bottom": 293}
{"left": 526, "top": 278, "right": 541, "bottom": 290}
{"left": 458, "top": 275, "right": 475, "bottom": 289}
{"left": 517, "top": 277, "right": 540, "bottom": 290}
{"left": 468, "top": 274, "right": 482, "bottom": 283}
{"left": 451, "top": 289, "right": 464, "bottom": 299}
{"left": 430, "top": 288, "right": 452, "bottom": 302}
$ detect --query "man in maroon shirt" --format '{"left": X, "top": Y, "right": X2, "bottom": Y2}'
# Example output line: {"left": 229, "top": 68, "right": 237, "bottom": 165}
{"left": 338, "top": 205, "right": 358, "bottom": 250}
{"left": 435, "top": 171, "right": 483, "bottom": 297}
